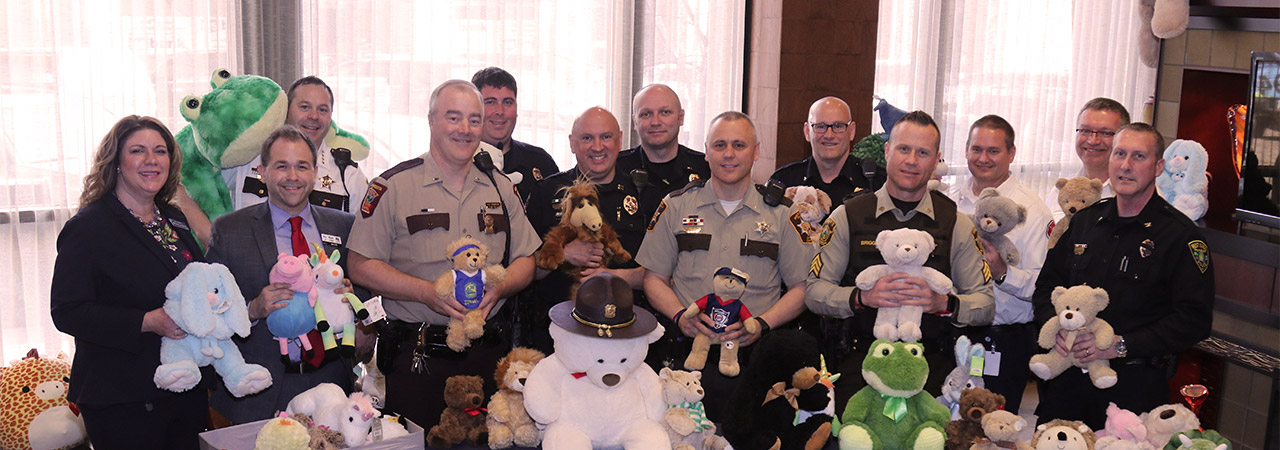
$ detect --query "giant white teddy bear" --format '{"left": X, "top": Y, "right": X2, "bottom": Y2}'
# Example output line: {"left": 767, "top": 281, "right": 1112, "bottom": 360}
{"left": 524, "top": 273, "right": 671, "bottom": 449}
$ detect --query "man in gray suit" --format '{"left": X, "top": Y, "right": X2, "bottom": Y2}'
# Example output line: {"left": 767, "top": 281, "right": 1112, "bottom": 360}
{"left": 206, "top": 125, "right": 359, "bottom": 424}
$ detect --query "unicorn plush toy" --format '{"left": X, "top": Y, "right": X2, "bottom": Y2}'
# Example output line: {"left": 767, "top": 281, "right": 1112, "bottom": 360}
{"left": 309, "top": 245, "right": 370, "bottom": 355}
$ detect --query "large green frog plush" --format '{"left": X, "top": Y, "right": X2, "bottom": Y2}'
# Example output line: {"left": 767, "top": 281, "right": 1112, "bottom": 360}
{"left": 175, "top": 69, "right": 287, "bottom": 220}
{"left": 837, "top": 340, "right": 949, "bottom": 450}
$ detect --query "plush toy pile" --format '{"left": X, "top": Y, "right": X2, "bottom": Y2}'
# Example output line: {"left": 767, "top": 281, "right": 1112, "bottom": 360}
{"left": 722, "top": 329, "right": 832, "bottom": 450}
{"left": 0, "top": 350, "right": 87, "bottom": 450}
{"left": 944, "top": 387, "right": 1006, "bottom": 450}
{"left": 284, "top": 383, "right": 379, "bottom": 448}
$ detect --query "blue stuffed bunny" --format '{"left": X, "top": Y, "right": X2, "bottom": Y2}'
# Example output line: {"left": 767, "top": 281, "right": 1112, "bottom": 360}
{"left": 153, "top": 262, "right": 272, "bottom": 398}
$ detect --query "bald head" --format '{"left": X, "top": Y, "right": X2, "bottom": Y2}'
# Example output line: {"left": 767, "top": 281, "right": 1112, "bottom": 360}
{"left": 632, "top": 84, "right": 685, "bottom": 153}
{"left": 570, "top": 106, "right": 622, "bottom": 182}
{"left": 804, "top": 96, "right": 854, "bottom": 164}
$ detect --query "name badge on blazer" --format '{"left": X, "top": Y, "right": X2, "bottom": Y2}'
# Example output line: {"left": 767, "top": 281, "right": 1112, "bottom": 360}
{"left": 321, "top": 234, "right": 342, "bottom": 245}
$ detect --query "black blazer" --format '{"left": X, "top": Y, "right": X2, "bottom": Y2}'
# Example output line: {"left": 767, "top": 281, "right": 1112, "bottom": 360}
{"left": 50, "top": 195, "right": 206, "bottom": 406}
{"left": 204, "top": 202, "right": 358, "bottom": 423}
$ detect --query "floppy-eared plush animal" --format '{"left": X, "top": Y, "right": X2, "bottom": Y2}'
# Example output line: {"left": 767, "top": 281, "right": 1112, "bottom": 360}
{"left": 285, "top": 382, "right": 379, "bottom": 447}
{"left": 308, "top": 245, "right": 369, "bottom": 354}
{"left": 972, "top": 188, "right": 1027, "bottom": 265}
{"left": 535, "top": 180, "right": 632, "bottom": 298}
{"left": 1140, "top": 404, "right": 1199, "bottom": 449}
{"left": 1097, "top": 402, "right": 1148, "bottom": 442}
{"left": 434, "top": 237, "right": 507, "bottom": 352}
{"left": 936, "top": 335, "right": 986, "bottom": 420}
{"left": 1048, "top": 177, "right": 1104, "bottom": 248}
{"left": 0, "top": 349, "right": 87, "bottom": 450}
{"left": 1028, "top": 285, "right": 1117, "bottom": 389}
{"left": 855, "top": 228, "right": 955, "bottom": 342}
{"left": 487, "top": 347, "right": 546, "bottom": 449}
{"left": 153, "top": 262, "right": 272, "bottom": 398}
{"left": 265, "top": 253, "right": 319, "bottom": 359}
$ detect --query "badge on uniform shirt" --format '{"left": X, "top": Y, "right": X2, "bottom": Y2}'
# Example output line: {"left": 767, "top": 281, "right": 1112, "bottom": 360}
{"left": 1144, "top": 222, "right": 1152, "bottom": 228}
{"left": 1139, "top": 239, "right": 1155, "bottom": 258}
{"left": 648, "top": 200, "right": 667, "bottom": 231}
{"left": 533, "top": 167, "right": 543, "bottom": 181}
{"left": 486, "top": 202, "right": 502, "bottom": 210}
{"left": 624, "top": 195, "right": 639, "bottom": 215}
{"left": 682, "top": 215, "right": 704, "bottom": 234}
{"left": 320, "top": 174, "right": 335, "bottom": 188}
{"left": 321, "top": 233, "right": 342, "bottom": 245}
{"left": 1074, "top": 243, "right": 1087, "bottom": 255}
{"left": 1188, "top": 240, "right": 1210, "bottom": 273}
{"left": 360, "top": 181, "right": 388, "bottom": 218}
{"left": 818, "top": 217, "right": 836, "bottom": 248}
{"left": 756, "top": 221, "right": 771, "bottom": 238}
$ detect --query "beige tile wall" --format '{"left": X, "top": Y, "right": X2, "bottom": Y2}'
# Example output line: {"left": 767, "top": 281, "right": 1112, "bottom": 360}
{"left": 1152, "top": 30, "right": 1280, "bottom": 140}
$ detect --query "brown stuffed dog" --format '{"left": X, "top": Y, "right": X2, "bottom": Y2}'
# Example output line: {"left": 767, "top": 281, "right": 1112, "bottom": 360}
{"left": 535, "top": 180, "right": 632, "bottom": 299}
{"left": 435, "top": 238, "right": 506, "bottom": 351}
{"left": 486, "top": 347, "right": 546, "bottom": 449}
{"left": 945, "top": 387, "right": 1006, "bottom": 450}
{"left": 427, "top": 375, "right": 488, "bottom": 448}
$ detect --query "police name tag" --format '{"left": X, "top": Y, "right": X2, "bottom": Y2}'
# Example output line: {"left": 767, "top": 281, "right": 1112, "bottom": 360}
{"left": 321, "top": 233, "right": 343, "bottom": 245}
{"left": 361, "top": 296, "right": 388, "bottom": 326}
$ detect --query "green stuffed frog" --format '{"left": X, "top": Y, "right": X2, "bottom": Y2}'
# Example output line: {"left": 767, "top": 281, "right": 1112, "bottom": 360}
{"left": 836, "top": 340, "right": 949, "bottom": 450}
{"left": 175, "top": 69, "right": 287, "bottom": 220}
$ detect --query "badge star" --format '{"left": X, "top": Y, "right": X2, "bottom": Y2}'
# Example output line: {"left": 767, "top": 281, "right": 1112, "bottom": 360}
{"left": 319, "top": 175, "right": 335, "bottom": 188}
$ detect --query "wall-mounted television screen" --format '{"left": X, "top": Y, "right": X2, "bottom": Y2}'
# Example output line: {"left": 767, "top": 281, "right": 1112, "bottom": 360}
{"left": 1238, "top": 51, "right": 1280, "bottom": 229}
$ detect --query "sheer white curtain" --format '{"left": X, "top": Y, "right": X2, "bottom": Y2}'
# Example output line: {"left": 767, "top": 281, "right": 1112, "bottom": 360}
{"left": 874, "top": 0, "right": 1157, "bottom": 199}
{"left": 0, "top": 1, "right": 241, "bottom": 362}
{"left": 299, "top": 0, "right": 745, "bottom": 175}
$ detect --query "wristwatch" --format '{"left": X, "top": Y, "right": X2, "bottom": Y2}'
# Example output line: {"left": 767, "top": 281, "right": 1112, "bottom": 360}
{"left": 1114, "top": 335, "right": 1128, "bottom": 358}
{"left": 754, "top": 317, "right": 772, "bottom": 334}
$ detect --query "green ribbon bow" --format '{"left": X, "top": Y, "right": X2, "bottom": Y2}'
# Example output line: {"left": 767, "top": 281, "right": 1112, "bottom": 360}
{"left": 880, "top": 393, "right": 909, "bottom": 422}
{"left": 675, "top": 401, "right": 715, "bottom": 430}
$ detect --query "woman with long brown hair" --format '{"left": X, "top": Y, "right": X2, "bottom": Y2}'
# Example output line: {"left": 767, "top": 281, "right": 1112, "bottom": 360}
{"left": 51, "top": 115, "right": 209, "bottom": 449}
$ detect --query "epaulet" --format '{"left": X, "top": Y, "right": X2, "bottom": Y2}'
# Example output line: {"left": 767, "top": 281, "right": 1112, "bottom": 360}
{"left": 668, "top": 178, "right": 706, "bottom": 198}
{"left": 377, "top": 158, "right": 423, "bottom": 180}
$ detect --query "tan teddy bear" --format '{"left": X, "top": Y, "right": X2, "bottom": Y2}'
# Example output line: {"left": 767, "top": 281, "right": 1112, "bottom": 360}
{"left": 1048, "top": 177, "right": 1104, "bottom": 248}
{"left": 486, "top": 347, "right": 546, "bottom": 449}
{"left": 1029, "top": 285, "right": 1117, "bottom": 389}
{"left": 435, "top": 237, "right": 506, "bottom": 351}
{"left": 970, "top": 410, "right": 1028, "bottom": 450}
{"left": 659, "top": 368, "right": 729, "bottom": 450}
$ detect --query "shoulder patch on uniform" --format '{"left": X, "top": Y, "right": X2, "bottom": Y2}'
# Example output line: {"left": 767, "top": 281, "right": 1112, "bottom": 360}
{"left": 1188, "top": 240, "right": 1210, "bottom": 274}
{"left": 360, "top": 181, "right": 388, "bottom": 218}
{"left": 647, "top": 199, "right": 667, "bottom": 231}
{"left": 668, "top": 179, "right": 706, "bottom": 198}
{"left": 378, "top": 158, "right": 424, "bottom": 180}
{"left": 818, "top": 217, "right": 836, "bottom": 247}
{"left": 789, "top": 210, "right": 813, "bottom": 243}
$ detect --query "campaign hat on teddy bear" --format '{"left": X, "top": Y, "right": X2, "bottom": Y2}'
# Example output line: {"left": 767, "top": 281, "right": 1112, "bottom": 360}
{"left": 549, "top": 272, "right": 657, "bottom": 339}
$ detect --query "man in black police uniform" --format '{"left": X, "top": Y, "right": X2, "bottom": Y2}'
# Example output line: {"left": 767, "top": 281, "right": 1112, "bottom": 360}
{"left": 770, "top": 96, "right": 885, "bottom": 204}
{"left": 618, "top": 83, "right": 711, "bottom": 216}
{"left": 524, "top": 106, "right": 649, "bottom": 353}
{"left": 1033, "top": 122, "right": 1214, "bottom": 429}
{"left": 805, "top": 111, "right": 994, "bottom": 411}
{"left": 472, "top": 67, "right": 559, "bottom": 203}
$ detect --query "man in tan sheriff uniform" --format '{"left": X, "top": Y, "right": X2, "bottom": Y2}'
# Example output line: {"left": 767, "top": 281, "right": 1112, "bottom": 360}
{"left": 347, "top": 79, "right": 539, "bottom": 427}
{"left": 637, "top": 111, "right": 813, "bottom": 423}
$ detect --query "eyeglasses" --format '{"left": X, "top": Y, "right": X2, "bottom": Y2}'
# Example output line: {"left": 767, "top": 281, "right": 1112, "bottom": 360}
{"left": 809, "top": 121, "right": 852, "bottom": 134}
{"left": 1076, "top": 128, "right": 1116, "bottom": 139}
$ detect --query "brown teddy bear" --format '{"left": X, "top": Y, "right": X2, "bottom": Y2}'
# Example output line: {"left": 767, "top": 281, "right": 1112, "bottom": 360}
{"left": 1048, "top": 177, "right": 1104, "bottom": 248}
{"left": 486, "top": 347, "right": 546, "bottom": 449}
{"left": 1029, "top": 285, "right": 1117, "bottom": 389}
{"left": 535, "top": 180, "right": 632, "bottom": 299}
{"left": 426, "top": 375, "right": 488, "bottom": 448}
{"left": 970, "top": 410, "right": 1028, "bottom": 450}
{"left": 946, "top": 387, "right": 1007, "bottom": 450}
{"left": 435, "top": 237, "right": 506, "bottom": 351}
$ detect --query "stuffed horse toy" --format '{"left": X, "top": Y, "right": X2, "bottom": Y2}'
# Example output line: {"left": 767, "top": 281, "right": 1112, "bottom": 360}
{"left": 309, "top": 245, "right": 369, "bottom": 356}
{"left": 535, "top": 179, "right": 632, "bottom": 299}
{"left": 265, "top": 253, "right": 319, "bottom": 360}
{"left": 154, "top": 262, "right": 272, "bottom": 398}
{"left": 286, "top": 383, "right": 380, "bottom": 447}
